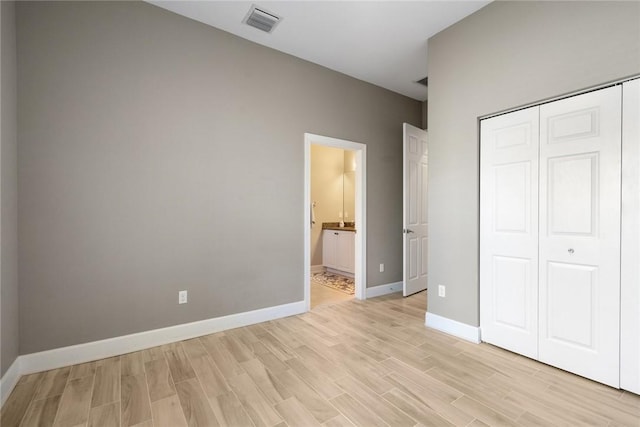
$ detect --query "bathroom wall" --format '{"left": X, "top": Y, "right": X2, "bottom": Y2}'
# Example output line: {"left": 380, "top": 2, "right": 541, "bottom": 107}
{"left": 310, "top": 145, "right": 344, "bottom": 267}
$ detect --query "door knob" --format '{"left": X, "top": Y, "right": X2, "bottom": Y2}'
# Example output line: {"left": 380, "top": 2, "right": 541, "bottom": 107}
{"left": 404, "top": 229, "right": 414, "bottom": 234}
{"left": 568, "top": 248, "right": 575, "bottom": 254}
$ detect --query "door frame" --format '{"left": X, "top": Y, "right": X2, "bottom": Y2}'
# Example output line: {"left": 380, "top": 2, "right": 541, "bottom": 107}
{"left": 304, "top": 133, "right": 367, "bottom": 311}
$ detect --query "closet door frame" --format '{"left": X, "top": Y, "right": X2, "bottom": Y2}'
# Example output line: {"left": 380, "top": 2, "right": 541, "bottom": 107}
{"left": 621, "top": 78, "right": 640, "bottom": 394}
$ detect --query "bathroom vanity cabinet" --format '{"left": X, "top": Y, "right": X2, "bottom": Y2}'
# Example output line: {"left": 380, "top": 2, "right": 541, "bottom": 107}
{"left": 322, "top": 229, "right": 355, "bottom": 274}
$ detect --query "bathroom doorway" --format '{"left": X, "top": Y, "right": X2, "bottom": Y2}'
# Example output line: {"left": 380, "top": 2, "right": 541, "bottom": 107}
{"left": 304, "top": 133, "right": 366, "bottom": 311}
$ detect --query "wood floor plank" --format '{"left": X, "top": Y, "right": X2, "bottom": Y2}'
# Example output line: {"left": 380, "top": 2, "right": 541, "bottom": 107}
{"left": 502, "top": 389, "right": 607, "bottom": 426}
{"left": 220, "top": 335, "right": 254, "bottom": 363}
{"left": 209, "top": 392, "right": 254, "bottom": 427}
{"left": 256, "top": 332, "right": 296, "bottom": 362}
{"left": 328, "top": 393, "right": 387, "bottom": 427}
{"left": 254, "top": 343, "right": 289, "bottom": 373}
{"left": 200, "top": 335, "right": 245, "bottom": 380}
{"left": 325, "top": 352, "right": 392, "bottom": 395}
{"left": 381, "top": 388, "right": 457, "bottom": 427}
{"left": 180, "top": 339, "right": 209, "bottom": 360}
{"left": 274, "top": 397, "right": 322, "bottom": 427}
{"left": 274, "top": 370, "right": 339, "bottom": 424}
{"left": 334, "top": 375, "right": 415, "bottom": 427}
{"left": 69, "top": 362, "right": 96, "bottom": 380}
{"left": 259, "top": 321, "right": 304, "bottom": 349}
{"left": 1, "top": 380, "right": 41, "bottom": 427}
{"left": 19, "top": 395, "right": 61, "bottom": 427}
{"left": 16, "top": 372, "right": 45, "bottom": 386}
{"left": 364, "top": 338, "right": 431, "bottom": 372}
{"left": 164, "top": 345, "right": 196, "bottom": 384}
{"left": 188, "top": 354, "right": 230, "bottom": 399}
{"left": 141, "top": 346, "right": 166, "bottom": 363}
{"left": 323, "top": 414, "right": 357, "bottom": 427}
{"left": 174, "top": 378, "right": 220, "bottom": 427}
{"left": 425, "top": 367, "right": 524, "bottom": 420}
{"left": 150, "top": 395, "right": 188, "bottom": 427}
{"left": 92, "top": 357, "right": 120, "bottom": 407}
{"left": 225, "top": 325, "right": 261, "bottom": 348}
{"left": 53, "top": 375, "right": 94, "bottom": 427}
{"left": 290, "top": 345, "right": 347, "bottom": 381}
{"left": 242, "top": 358, "right": 291, "bottom": 405}
{"left": 34, "top": 367, "right": 71, "bottom": 400}
{"left": 88, "top": 402, "right": 120, "bottom": 427}
{"left": 121, "top": 374, "right": 152, "bottom": 427}
{"left": 450, "top": 395, "right": 519, "bottom": 427}
{"left": 121, "top": 352, "right": 146, "bottom": 377}
{"left": 467, "top": 419, "right": 490, "bottom": 427}
{"left": 227, "top": 373, "right": 282, "bottom": 427}
{"left": 285, "top": 357, "right": 343, "bottom": 400}
{"left": 144, "top": 358, "right": 176, "bottom": 402}
{"left": 383, "top": 371, "right": 472, "bottom": 426}
{"left": 516, "top": 411, "right": 554, "bottom": 427}
{"left": 385, "top": 369, "right": 462, "bottom": 404}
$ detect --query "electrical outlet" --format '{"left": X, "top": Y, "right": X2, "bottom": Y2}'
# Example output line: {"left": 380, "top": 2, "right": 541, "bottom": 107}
{"left": 379, "top": 263, "right": 385, "bottom": 273}
{"left": 438, "top": 285, "right": 446, "bottom": 298}
{"left": 178, "top": 290, "right": 188, "bottom": 304}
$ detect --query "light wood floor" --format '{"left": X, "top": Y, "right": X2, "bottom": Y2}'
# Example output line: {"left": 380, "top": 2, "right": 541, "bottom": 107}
{"left": 2, "top": 291, "right": 639, "bottom": 427}
{"left": 310, "top": 281, "right": 353, "bottom": 309}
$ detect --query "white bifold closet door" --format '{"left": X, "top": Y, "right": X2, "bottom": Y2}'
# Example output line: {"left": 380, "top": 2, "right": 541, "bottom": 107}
{"left": 481, "top": 85, "right": 622, "bottom": 388}
{"left": 538, "top": 87, "right": 621, "bottom": 388}
{"left": 480, "top": 106, "right": 539, "bottom": 360}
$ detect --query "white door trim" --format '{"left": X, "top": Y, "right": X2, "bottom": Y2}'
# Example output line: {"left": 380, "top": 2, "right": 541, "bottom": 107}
{"left": 304, "top": 133, "right": 367, "bottom": 311}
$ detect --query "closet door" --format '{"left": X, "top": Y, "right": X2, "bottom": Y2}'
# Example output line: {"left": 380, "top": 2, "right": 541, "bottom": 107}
{"left": 480, "top": 106, "right": 539, "bottom": 359}
{"left": 538, "top": 86, "right": 621, "bottom": 388}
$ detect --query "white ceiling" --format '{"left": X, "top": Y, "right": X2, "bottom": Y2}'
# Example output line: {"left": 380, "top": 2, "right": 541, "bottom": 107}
{"left": 149, "top": 1, "right": 490, "bottom": 101}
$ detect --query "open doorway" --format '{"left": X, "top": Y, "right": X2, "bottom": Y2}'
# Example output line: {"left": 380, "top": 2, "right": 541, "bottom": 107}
{"left": 304, "top": 133, "right": 366, "bottom": 311}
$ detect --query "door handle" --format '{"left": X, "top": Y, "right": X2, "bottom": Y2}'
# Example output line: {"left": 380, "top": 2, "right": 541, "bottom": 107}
{"left": 404, "top": 229, "right": 414, "bottom": 234}
{"left": 568, "top": 248, "right": 574, "bottom": 254}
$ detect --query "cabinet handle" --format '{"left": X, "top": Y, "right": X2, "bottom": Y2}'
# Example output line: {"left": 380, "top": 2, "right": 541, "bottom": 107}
{"left": 334, "top": 232, "right": 339, "bottom": 235}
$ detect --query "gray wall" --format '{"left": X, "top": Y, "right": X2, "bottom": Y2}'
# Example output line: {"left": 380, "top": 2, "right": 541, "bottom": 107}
{"left": 427, "top": 1, "right": 640, "bottom": 326}
{"left": 17, "top": 1, "right": 420, "bottom": 354}
{"left": 1, "top": 0, "right": 19, "bottom": 376}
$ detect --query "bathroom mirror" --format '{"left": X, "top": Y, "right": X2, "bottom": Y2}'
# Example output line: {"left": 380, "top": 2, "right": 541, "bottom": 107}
{"left": 343, "top": 150, "right": 356, "bottom": 223}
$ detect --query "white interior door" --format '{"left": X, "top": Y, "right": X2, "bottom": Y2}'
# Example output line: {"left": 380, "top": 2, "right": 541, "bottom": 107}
{"left": 538, "top": 86, "right": 622, "bottom": 388}
{"left": 403, "top": 123, "right": 428, "bottom": 296}
{"left": 480, "top": 106, "right": 539, "bottom": 359}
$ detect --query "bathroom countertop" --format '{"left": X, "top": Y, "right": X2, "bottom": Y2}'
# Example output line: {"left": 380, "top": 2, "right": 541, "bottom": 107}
{"left": 322, "top": 222, "right": 356, "bottom": 232}
{"left": 323, "top": 226, "right": 356, "bottom": 232}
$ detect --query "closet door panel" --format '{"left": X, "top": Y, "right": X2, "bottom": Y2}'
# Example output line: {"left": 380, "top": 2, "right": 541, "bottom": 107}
{"left": 539, "top": 86, "right": 621, "bottom": 388}
{"left": 621, "top": 79, "right": 640, "bottom": 394}
{"left": 480, "top": 106, "right": 539, "bottom": 359}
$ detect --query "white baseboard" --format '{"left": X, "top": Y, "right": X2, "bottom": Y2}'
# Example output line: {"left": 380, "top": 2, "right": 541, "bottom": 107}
{"left": 1, "top": 357, "right": 21, "bottom": 407}
{"left": 425, "top": 311, "right": 481, "bottom": 343}
{"left": 19, "top": 300, "right": 306, "bottom": 377}
{"left": 366, "top": 281, "right": 403, "bottom": 298}
{"left": 310, "top": 265, "right": 324, "bottom": 274}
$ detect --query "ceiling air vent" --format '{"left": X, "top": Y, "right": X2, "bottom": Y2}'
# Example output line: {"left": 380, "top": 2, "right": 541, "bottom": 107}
{"left": 243, "top": 5, "right": 282, "bottom": 34}
{"left": 416, "top": 77, "right": 428, "bottom": 87}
